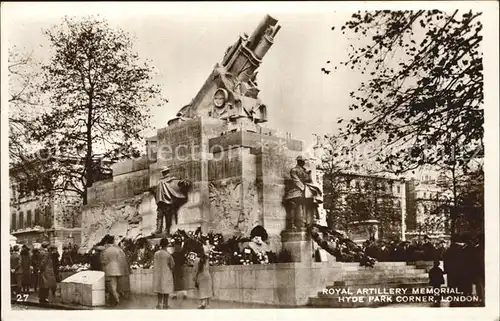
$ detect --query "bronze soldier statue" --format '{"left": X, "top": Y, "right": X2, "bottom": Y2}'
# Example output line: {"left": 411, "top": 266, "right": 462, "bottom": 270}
{"left": 284, "top": 156, "right": 322, "bottom": 231}
{"left": 154, "top": 167, "right": 192, "bottom": 236}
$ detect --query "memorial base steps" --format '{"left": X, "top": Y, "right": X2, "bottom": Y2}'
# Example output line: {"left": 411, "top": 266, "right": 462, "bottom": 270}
{"left": 308, "top": 262, "right": 430, "bottom": 308}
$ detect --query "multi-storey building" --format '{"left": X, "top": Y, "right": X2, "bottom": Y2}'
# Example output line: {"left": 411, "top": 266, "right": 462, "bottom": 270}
{"left": 405, "top": 173, "right": 453, "bottom": 240}
{"left": 9, "top": 156, "right": 83, "bottom": 252}
{"left": 321, "top": 169, "right": 407, "bottom": 241}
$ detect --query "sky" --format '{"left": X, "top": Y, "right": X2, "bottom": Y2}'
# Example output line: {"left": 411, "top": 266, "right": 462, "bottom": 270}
{"left": 2, "top": 2, "right": 498, "bottom": 178}
{"left": 3, "top": 3, "right": 368, "bottom": 151}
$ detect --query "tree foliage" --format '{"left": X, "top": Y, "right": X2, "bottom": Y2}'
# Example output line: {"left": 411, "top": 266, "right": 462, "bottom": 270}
{"left": 8, "top": 47, "right": 42, "bottom": 166}
{"left": 30, "top": 16, "right": 166, "bottom": 204}
{"left": 324, "top": 10, "right": 484, "bottom": 175}
{"left": 324, "top": 173, "right": 402, "bottom": 239}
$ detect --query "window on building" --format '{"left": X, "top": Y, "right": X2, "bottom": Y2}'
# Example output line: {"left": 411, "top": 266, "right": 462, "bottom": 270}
{"left": 396, "top": 185, "right": 401, "bottom": 194}
{"left": 423, "top": 192, "right": 427, "bottom": 199}
{"left": 27, "top": 210, "right": 32, "bottom": 228}
{"left": 35, "top": 208, "right": 41, "bottom": 226}
{"left": 355, "top": 180, "right": 360, "bottom": 189}
{"left": 11, "top": 213, "right": 17, "bottom": 231}
{"left": 19, "top": 211, "right": 24, "bottom": 229}
{"left": 44, "top": 205, "right": 52, "bottom": 228}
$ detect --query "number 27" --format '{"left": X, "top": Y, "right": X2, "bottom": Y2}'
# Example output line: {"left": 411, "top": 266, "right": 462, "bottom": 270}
{"left": 16, "top": 294, "right": 29, "bottom": 302}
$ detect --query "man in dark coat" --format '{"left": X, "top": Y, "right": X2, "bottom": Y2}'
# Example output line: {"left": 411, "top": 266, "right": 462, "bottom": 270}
{"left": 422, "top": 236, "right": 436, "bottom": 261}
{"left": 31, "top": 248, "right": 41, "bottom": 293}
{"left": 60, "top": 246, "right": 73, "bottom": 266}
{"left": 443, "top": 239, "right": 462, "bottom": 290}
{"left": 470, "top": 234, "right": 485, "bottom": 305}
{"left": 38, "top": 242, "right": 57, "bottom": 303}
{"left": 20, "top": 245, "right": 32, "bottom": 293}
{"left": 49, "top": 245, "right": 60, "bottom": 297}
{"left": 429, "top": 260, "right": 445, "bottom": 306}
{"left": 171, "top": 240, "right": 187, "bottom": 300}
{"left": 10, "top": 245, "right": 22, "bottom": 295}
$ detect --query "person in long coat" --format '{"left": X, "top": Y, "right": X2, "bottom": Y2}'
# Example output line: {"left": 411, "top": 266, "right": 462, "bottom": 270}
{"left": 172, "top": 241, "right": 187, "bottom": 299}
{"left": 31, "top": 248, "right": 41, "bottom": 293}
{"left": 100, "top": 236, "right": 129, "bottom": 306}
{"left": 49, "top": 245, "right": 60, "bottom": 298}
{"left": 38, "top": 242, "right": 57, "bottom": 303}
{"left": 152, "top": 238, "right": 175, "bottom": 309}
{"left": 192, "top": 251, "right": 213, "bottom": 309}
{"left": 20, "top": 245, "right": 32, "bottom": 293}
{"left": 10, "top": 245, "right": 22, "bottom": 295}
{"left": 117, "top": 244, "right": 131, "bottom": 300}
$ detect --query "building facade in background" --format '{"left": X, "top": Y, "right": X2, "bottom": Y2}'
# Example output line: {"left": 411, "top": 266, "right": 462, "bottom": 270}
{"left": 321, "top": 168, "right": 452, "bottom": 242}
{"left": 405, "top": 173, "right": 454, "bottom": 240}
{"left": 9, "top": 161, "right": 83, "bottom": 252}
{"left": 322, "top": 170, "right": 407, "bottom": 241}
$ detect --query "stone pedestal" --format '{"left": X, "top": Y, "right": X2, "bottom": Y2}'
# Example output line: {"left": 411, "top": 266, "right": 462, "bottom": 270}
{"left": 281, "top": 231, "right": 313, "bottom": 266}
{"left": 60, "top": 271, "right": 105, "bottom": 307}
{"left": 147, "top": 237, "right": 162, "bottom": 246}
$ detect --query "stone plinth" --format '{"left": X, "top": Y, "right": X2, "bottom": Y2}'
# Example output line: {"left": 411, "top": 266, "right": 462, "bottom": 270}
{"left": 281, "top": 231, "right": 313, "bottom": 266}
{"left": 81, "top": 117, "right": 307, "bottom": 251}
{"left": 60, "top": 271, "right": 105, "bottom": 306}
{"left": 130, "top": 262, "right": 342, "bottom": 306}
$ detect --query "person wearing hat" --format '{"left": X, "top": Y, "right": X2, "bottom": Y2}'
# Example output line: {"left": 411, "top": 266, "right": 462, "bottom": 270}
{"left": 100, "top": 235, "right": 130, "bottom": 306}
{"left": 20, "top": 245, "right": 32, "bottom": 293}
{"left": 38, "top": 241, "right": 57, "bottom": 303}
{"left": 49, "top": 244, "right": 61, "bottom": 297}
{"left": 61, "top": 245, "right": 73, "bottom": 266}
{"left": 283, "top": 155, "right": 314, "bottom": 231}
{"left": 10, "top": 245, "right": 22, "bottom": 295}
{"left": 192, "top": 246, "right": 213, "bottom": 309}
{"left": 152, "top": 237, "right": 175, "bottom": 309}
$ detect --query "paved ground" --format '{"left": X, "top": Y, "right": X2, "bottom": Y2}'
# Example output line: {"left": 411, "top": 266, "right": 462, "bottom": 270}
{"left": 10, "top": 291, "right": 291, "bottom": 310}
{"left": 11, "top": 304, "right": 51, "bottom": 310}
{"left": 10, "top": 291, "right": 450, "bottom": 310}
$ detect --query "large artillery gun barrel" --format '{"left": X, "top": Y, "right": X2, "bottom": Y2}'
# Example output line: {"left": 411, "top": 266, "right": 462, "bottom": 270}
{"left": 247, "top": 14, "right": 279, "bottom": 51}
{"left": 225, "top": 14, "right": 281, "bottom": 82}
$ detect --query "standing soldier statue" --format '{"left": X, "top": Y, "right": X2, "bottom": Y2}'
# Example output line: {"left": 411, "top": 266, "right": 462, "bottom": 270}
{"left": 154, "top": 167, "right": 192, "bottom": 236}
{"left": 284, "top": 156, "right": 323, "bottom": 231}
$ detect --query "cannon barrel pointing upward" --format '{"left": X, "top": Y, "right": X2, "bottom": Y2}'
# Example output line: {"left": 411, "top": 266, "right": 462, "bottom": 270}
{"left": 247, "top": 14, "right": 279, "bottom": 51}
{"left": 225, "top": 14, "right": 280, "bottom": 82}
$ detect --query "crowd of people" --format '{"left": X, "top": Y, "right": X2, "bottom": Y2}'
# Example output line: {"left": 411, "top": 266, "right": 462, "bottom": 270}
{"left": 10, "top": 242, "right": 76, "bottom": 303}
{"left": 12, "top": 227, "right": 484, "bottom": 308}
{"left": 311, "top": 224, "right": 453, "bottom": 263}
{"left": 86, "top": 234, "right": 213, "bottom": 309}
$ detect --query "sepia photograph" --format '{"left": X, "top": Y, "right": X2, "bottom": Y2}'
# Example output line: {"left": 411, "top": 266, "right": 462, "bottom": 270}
{"left": 1, "top": 2, "right": 498, "bottom": 320}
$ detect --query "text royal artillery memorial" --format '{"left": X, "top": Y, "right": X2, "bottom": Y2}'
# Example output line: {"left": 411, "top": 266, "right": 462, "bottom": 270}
{"left": 80, "top": 15, "right": 431, "bottom": 307}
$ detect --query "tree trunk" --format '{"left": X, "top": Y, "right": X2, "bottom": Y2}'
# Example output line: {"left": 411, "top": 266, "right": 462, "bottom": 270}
{"left": 84, "top": 94, "right": 93, "bottom": 206}
{"left": 450, "top": 157, "right": 458, "bottom": 238}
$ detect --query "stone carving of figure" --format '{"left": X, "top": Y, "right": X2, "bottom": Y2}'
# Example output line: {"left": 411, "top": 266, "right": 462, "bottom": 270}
{"left": 154, "top": 167, "right": 192, "bottom": 236}
{"left": 284, "top": 156, "right": 323, "bottom": 231}
{"left": 209, "top": 88, "right": 229, "bottom": 120}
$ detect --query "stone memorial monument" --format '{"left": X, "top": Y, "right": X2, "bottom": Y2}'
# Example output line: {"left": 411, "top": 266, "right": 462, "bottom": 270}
{"left": 81, "top": 14, "right": 320, "bottom": 263}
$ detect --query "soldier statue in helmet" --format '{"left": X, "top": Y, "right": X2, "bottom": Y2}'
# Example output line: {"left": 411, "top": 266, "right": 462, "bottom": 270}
{"left": 284, "top": 155, "right": 323, "bottom": 231}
